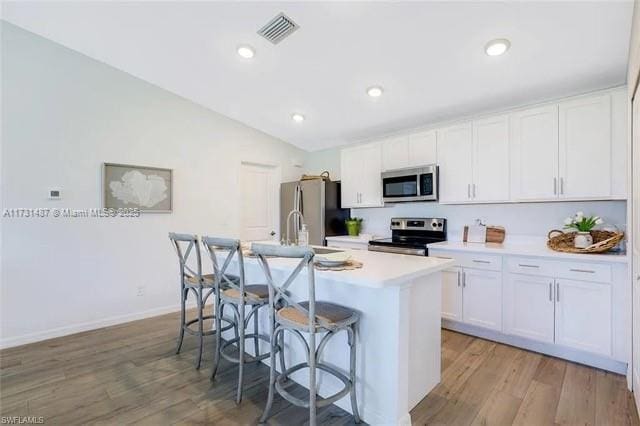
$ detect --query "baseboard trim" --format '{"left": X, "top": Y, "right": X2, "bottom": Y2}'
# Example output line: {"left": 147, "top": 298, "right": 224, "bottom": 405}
{"left": 442, "top": 319, "right": 628, "bottom": 375}
{"left": 0, "top": 304, "right": 189, "bottom": 349}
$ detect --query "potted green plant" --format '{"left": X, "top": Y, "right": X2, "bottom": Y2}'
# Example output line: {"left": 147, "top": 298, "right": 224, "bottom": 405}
{"left": 345, "top": 217, "right": 363, "bottom": 236}
{"left": 563, "top": 211, "right": 604, "bottom": 248}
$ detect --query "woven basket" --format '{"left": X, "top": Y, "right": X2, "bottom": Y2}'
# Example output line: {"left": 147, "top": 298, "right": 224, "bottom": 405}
{"left": 547, "top": 230, "right": 624, "bottom": 254}
{"left": 300, "top": 171, "right": 331, "bottom": 181}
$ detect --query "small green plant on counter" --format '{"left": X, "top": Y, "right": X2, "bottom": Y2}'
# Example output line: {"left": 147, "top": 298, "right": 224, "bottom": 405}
{"left": 563, "top": 211, "right": 604, "bottom": 232}
{"left": 345, "top": 217, "right": 363, "bottom": 236}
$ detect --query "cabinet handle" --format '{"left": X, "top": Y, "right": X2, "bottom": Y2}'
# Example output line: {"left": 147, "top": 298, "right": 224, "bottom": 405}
{"left": 472, "top": 259, "right": 491, "bottom": 264}
{"left": 553, "top": 177, "right": 557, "bottom": 195}
{"left": 518, "top": 263, "right": 540, "bottom": 268}
{"left": 560, "top": 178, "right": 564, "bottom": 195}
{"left": 462, "top": 271, "right": 466, "bottom": 288}
{"left": 549, "top": 282, "right": 553, "bottom": 301}
{"left": 472, "top": 184, "right": 477, "bottom": 198}
{"left": 569, "top": 268, "right": 595, "bottom": 274}
{"left": 556, "top": 282, "right": 560, "bottom": 302}
{"left": 457, "top": 271, "right": 461, "bottom": 287}
{"left": 467, "top": 184, "right": 471, "bottom": 199}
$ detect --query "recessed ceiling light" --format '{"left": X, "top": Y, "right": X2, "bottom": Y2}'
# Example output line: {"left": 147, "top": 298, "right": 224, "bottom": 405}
{"left": 485, "top": 39, "right": 510, "bottom": 56}
{"left": 237, "top": 45, "right": 255, "bottom": 59}
{"left": 367, "top": 86, "right": 384, "bottom": 98}
{"left": 291, "top": 113, "right": 305, "bottom": 123}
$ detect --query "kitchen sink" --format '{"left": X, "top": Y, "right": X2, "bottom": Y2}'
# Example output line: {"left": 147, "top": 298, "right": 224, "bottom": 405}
{"left": 313, "top": 247, "right": 345, "bottom": 255}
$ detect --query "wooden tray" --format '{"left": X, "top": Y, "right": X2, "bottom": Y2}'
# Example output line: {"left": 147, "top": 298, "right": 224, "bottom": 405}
{"left": 547, "top": 230, "right": 624, "bottom": 254}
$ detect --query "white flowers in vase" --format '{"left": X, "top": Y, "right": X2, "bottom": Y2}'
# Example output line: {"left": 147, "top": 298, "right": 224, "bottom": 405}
{"left": 563, "top": 211, "right": 604, "bottom": 249}
{"left": 563, "top": 211, "right": 604, "bottom": 232}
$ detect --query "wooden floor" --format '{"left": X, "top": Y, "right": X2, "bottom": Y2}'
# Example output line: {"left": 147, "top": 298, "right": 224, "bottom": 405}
{"left": 1, "top": 311, "right": 638, "bottom": 425}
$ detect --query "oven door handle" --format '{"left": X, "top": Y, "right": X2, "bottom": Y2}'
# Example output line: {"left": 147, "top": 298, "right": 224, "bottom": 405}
{"left": 368, "top": 245, "right": 426, "bottom": 256}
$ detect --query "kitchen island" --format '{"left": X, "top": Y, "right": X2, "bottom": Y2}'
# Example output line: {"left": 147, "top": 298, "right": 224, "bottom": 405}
{"left": 219, "top": 247, "right": 454, "bottom": 425}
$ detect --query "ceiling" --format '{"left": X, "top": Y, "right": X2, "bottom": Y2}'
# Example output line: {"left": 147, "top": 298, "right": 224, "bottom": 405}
{"left": 1, "top": 1, "right": 633, "bottom": 151}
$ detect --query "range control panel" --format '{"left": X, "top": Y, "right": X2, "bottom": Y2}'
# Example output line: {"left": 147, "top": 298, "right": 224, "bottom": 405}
{"left": 390, "top": 217, "right": 446, "bottom": 231}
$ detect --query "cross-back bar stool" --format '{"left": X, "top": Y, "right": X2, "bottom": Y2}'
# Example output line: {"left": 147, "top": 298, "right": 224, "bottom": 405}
{"left": 202, "top": 237, "right": 277, "bottom": 404}
{"left": 169, "top": 233, "right": 237, "bottom": 369}
{"left": 252, "top": 243, "right": 361, "bottom": 426}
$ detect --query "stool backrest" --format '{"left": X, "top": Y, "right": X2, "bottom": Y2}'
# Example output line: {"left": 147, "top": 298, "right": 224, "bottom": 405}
{"left": 251, "top": 243, "right": 320, "bottom": 328}
{"left": 201, "top": 236, "right": 244, "bottom": 295}
{"left": 168, "top": 232, "right": 202, "bottom": 284}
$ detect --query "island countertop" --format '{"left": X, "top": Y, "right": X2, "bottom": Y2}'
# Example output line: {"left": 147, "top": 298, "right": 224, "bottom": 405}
{"left": 241, "top": 246, "right": 454, "bottom": 288}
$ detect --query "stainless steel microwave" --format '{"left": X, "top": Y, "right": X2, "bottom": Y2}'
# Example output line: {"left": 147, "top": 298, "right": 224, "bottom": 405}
{"left": 381, "top": 165, "right": 438, "bottom": 203}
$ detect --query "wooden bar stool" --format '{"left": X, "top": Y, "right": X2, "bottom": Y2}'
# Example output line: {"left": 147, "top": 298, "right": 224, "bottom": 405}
{"left": 168, "top": 233, "right": 236, "bottom": 369}
{"left": 202, "top": 237, "right": 276, "bottom": 404}
{"left": 252, "top": 243, "right": 361, "bottom": 426}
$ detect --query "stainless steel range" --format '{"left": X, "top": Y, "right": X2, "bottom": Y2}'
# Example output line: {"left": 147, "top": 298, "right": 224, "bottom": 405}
{"left": 368, "top": 217, "right": 447, "bottom": 256}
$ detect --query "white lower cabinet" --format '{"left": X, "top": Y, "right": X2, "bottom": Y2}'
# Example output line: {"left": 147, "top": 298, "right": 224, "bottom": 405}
{"left": 441, "top": 267, "right": 463, "bottom": 321}
{"left": 435, "top": 259, "right": 501, "bottom": 331}
{"left": 505, "top": 273, "right": 555, "bottom": 343}
{"left": 433, "top": 248, "right": 618, "bottom": 365}
{"left": 462, "top": 269, "right": 502, "bottom": 331}
{"left": 555, "top": 278, "right": 612, "bottom": 356}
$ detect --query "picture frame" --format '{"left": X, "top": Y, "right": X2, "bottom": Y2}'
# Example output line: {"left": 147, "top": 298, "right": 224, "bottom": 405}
{"left": 102, "top": 163, "right": 173, "bottom": 213}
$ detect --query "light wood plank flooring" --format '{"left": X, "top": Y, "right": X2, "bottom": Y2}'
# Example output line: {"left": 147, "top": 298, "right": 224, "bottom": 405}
{"left": 1, "top": 310, "right": 638, "bottom": 425}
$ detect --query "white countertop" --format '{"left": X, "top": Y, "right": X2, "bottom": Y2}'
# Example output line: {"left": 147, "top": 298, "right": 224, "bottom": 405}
{"left": 238, "top": 247, "right": 454, "bottom": 288}
{"left": 427, "top": 240, "right": 629, "bottom": 264}
{"left": 325, "top": 234, "right": 376, "bottom": 243}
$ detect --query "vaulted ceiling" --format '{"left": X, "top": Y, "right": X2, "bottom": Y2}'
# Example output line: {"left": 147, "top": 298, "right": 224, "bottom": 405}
{"left": 2, "top": 1, "right": 633, "bottom": 151}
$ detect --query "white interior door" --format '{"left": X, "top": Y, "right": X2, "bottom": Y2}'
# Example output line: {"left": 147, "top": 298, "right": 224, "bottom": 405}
{"left": 240, "top": 162, "right": 278, "bottom": 241}
{"left": 632, "top": 91, "right": 640, "bottom": 404}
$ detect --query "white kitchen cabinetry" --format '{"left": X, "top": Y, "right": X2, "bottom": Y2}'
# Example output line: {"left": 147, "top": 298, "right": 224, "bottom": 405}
{"left": 381, "top": 136, "right": 409, "bottom": 171}
{"left": 438, "top": 117, "right": 510, "bottom": 203}
{"left": 441, "top": 267, "right": 463, "bottom": 321}
{"left": 510, "top": 105, "right": 559, "bottom": 201}
{"left": 555, "top": 278, "right": 612, "bottom": 356}
{"left": 473, "top": 115, "right": 510, "bottom": 202}
{"left": 462, "top": 268, "right": 502, "bottom": 331}
{"left": 559, "top": 94, "right": 612, "bottom": 198}
{"left": 505, "top": 273, "right": 555, "bottom": 343}
{"left": 380, "top": 131, "right": 437, "bottom": 171}
{"left": 340, "top": 143, "right": 383, "bottom": 208}
{"left": 437, "top": 122, "right": 473, "bottom": 203}
{"left": 408, "top": 130, "right": 437, "bottom": 167}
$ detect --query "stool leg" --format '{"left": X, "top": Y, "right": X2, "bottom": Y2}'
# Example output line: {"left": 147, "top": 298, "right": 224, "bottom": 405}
{"left": 236, "top": 301, "right": 245, "bottom": 404}
{"left": 253, "top": 307, "right": 260, "bottom": 358}
{"left": 176, "top": 286, "right": 186, "bottom": 354}
{"left": 259, "top": 327, "right": 279, "bottom": 424}
{"left": 278, "top": 327, "right": 287, "bottom": 382}
{"left": 309, "top": 329, "right": 317, "bottom": 426}
{"left": 211, "top": 299, "right": 223, "bottom": 381}
{"left": 348, "top": 324, "right": 361, "bottom": 423}
{"left": 195, "top": 288, "right": 204, "bottom": 370}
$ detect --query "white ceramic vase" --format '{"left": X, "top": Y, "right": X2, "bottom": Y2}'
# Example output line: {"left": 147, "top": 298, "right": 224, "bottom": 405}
{"left": 574, "top": 231, "right": 593, "bottom": 249}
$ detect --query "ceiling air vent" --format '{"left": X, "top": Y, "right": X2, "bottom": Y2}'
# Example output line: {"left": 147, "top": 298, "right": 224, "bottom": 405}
{"left": 258, "top": 12, "right": 299, "bottom": 45}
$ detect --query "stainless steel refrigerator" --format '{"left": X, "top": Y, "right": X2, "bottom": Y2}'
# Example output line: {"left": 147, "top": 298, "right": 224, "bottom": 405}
{"left": 280, "top": 180, "right": 350, "bottom": 246}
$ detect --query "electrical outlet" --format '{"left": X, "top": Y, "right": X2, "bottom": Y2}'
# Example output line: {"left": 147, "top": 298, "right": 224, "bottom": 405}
{"left": 136, "top": 285, "right": 145, "bottom": 296}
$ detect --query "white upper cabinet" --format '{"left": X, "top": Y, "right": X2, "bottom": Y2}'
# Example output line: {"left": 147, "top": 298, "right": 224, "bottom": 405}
{"left": 437, "top": 122, "right": 473, "bottom": 203}
{"left": 510, "top": 105, "right": 559, "bottom": 201}
{"left": 473, "top": 115, "right": 510, "bottom": 202}
{"left": 381, "top": 136, "right": 409, "bottom": 171}
{"left": 559, "top": 94, "right": 612, "bottom": 199}
{"left": 611, "top": 89, "right": 628, "bottom": 199}
{"left": 341, "top": 143, "right": 383, "bottom": 208}
{"left": 381, "top": 131, "right": 437, "bottom": 171}
{"left": 408, "top": 130, "right": 437, "bottom": 167}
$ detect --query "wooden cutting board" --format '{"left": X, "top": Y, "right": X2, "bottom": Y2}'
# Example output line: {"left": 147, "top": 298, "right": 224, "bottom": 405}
{"left": 485, "top": 226, "right": 506, "bottom": 243}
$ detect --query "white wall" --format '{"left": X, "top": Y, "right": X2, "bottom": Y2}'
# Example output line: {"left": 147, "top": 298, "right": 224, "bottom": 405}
{"left": 0, "top": 23, "right": 305, "bottom": 347}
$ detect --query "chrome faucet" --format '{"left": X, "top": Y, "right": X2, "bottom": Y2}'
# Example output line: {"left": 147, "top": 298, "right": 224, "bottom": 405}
{"left": 285, "top": 209, "right": 305, "bottom": 246}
